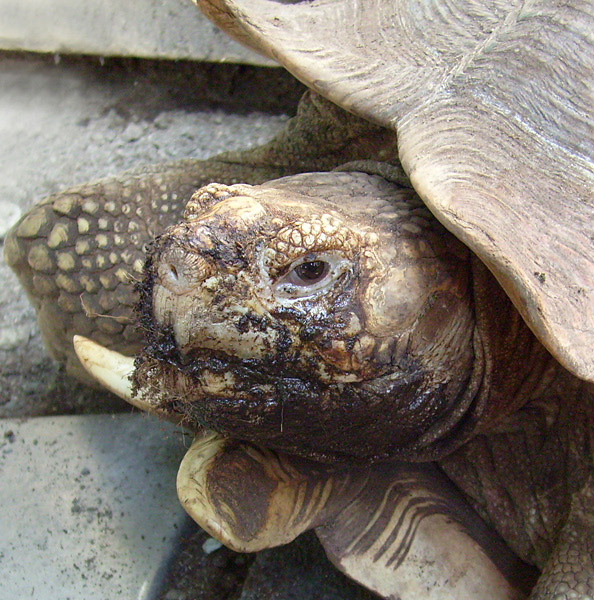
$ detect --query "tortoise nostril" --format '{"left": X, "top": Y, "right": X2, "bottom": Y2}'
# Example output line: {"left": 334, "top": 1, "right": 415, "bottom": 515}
{"left": 157, "top": 259, "right": 189, "bottom": 293}
{"left": 156, "top": 251, "right": 211, "bottom": 295}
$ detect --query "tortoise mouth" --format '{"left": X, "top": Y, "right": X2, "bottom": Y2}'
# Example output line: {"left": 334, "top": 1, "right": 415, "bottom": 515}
{"left": 74, "top": 335, "right": 353, "bottom": 463}
{"left": 132, "top": 344, "right": 302, "bottom": 414}
{"left": 136, "top": 323, "right": 299, "bottom": 389}
{"left": 73, "top": 336, "right": 410, "bottom": 465}
{"left": 73, "top": 334, "right": 482, "bottom": 466}
{"left": 130, "top": 345, "right": 344, "bottom": 459}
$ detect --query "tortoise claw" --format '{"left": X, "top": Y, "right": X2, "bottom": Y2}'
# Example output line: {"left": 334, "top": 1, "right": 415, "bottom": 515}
{"left": 176, "top": 432, "right": 351, "bottom": 552}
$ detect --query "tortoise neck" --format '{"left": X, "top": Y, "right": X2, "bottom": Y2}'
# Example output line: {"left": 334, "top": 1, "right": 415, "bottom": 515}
{"left": 470, "top": 257, "right": 560, "bottom": 430}
{"left": 389, "top": 257, "right": 560, "bottom": 462}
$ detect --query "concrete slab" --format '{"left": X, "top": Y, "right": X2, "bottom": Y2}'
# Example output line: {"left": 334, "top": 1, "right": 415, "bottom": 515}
{"left": 0, "top": 414, "right": 190, "bottom": 600}
{"left": 0, "top": 0, "right": 274, "bottom": 66}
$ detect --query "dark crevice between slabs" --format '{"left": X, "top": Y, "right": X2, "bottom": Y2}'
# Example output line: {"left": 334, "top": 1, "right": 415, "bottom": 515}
{"left": 0, "top": 50, "right": 306, "bottom": 119}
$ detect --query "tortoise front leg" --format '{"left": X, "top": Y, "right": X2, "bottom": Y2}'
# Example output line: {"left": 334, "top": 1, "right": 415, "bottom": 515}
{"left": 314, "top": 464, "right": 537, "bottom": 600}
{"left": 176, "top": 432, "right": 535, "bottom": 600}
{"left": 530, "top": 478, "right": 594, "bottom": 600}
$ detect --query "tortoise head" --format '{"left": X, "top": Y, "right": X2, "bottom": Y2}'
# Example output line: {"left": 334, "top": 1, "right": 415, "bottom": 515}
{"left": 131, "top": 172, "right": 476, "bottom": 463}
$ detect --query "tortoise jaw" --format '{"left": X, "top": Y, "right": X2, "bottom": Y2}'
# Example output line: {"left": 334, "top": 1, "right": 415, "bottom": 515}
{"left": 72, "top": 334, "right": 467, "bottom": 465}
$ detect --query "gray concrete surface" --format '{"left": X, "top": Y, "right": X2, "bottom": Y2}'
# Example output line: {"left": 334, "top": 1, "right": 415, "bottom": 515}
{"left": 0, "top": 0, "right": 274, "bottom": 65}
{"left": 0, "top": 414, "right": 189, "bottom": 600}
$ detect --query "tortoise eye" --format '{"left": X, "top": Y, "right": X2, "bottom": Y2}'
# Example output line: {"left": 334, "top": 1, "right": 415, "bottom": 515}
{"left": 271, "top": 252, "right": 350, "bottom": 300}
{"left": 291, "top": 260, "right": 329, "bottom": 285}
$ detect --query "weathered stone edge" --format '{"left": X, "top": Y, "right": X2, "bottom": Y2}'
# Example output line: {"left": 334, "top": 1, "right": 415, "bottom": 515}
{"left": 0, "top": 0, "right": 277, "bottom": 66}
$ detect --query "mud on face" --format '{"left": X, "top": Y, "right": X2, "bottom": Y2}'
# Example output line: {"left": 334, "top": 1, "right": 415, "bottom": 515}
{"left": 133, "top": 176, "right": 477, "bottom": 464}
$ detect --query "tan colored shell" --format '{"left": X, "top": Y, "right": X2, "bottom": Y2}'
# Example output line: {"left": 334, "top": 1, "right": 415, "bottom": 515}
{"left": 193, "top": 0, "right": 594, "bottom": 383}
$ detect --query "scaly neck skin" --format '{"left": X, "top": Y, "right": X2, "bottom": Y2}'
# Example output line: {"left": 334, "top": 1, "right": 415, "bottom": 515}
{"left": 439, "top": 260, "right": 591, "bottom": 568}
{"left": 470, "top": 257, "right": 562, "bottom": 433}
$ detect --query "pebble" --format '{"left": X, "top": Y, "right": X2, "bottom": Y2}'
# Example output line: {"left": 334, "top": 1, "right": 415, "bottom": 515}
{"left": 153, "top": 112, "right": 172, "bottom": 130}
{"left": 0, "top": 200, "right": 22, "bottom": 239}
{"left": 202, "top": 537, "right": 223, "bottom": 555}
{"left": 121, "top": 121, "right": 145, "bottom": 143}
{"left": 0, "top": 325, "right": 30, "bottom": 350}
{"left": 163, "top": 590, "right": 186, "bottom": 600}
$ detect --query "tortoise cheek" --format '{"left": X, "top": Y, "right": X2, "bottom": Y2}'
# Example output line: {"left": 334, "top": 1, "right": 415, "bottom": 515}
{"left": 409, "top": 287, "right": 475, "bottom": 379}
{"left": 314, "top": 332, "right": 386, "bottom": 379}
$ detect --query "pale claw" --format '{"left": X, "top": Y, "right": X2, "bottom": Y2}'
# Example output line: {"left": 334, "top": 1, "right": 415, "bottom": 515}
{"left": 73, "top": 335, "right": 166, "bottom": 416}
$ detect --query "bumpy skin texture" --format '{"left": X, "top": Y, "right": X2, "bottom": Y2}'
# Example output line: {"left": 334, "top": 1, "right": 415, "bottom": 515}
{"left": 135, "top": 173, "right": 475, "bottom": 464}
{"left": 197, "top": 0, "right": 594, "bottom": 384}
{"left": 6, "top": 91, "right": 594, "bottom": 598}
{"left": 530, "top": 478, "right": 594, "bottom": 599}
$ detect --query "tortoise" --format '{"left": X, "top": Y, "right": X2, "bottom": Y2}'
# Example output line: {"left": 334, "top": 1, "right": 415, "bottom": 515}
{"left": 4, "top": 0, "right": 593, "bottom": 598}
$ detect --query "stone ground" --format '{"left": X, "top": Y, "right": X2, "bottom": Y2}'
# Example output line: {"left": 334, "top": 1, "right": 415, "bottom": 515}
{"left": 0, "top": 51, "right": 377, "bottom": 599}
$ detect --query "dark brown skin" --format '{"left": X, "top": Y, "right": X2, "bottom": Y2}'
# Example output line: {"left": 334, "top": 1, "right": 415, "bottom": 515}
{"left": 441, "top": 262, "right": 594, "bottom": 574}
